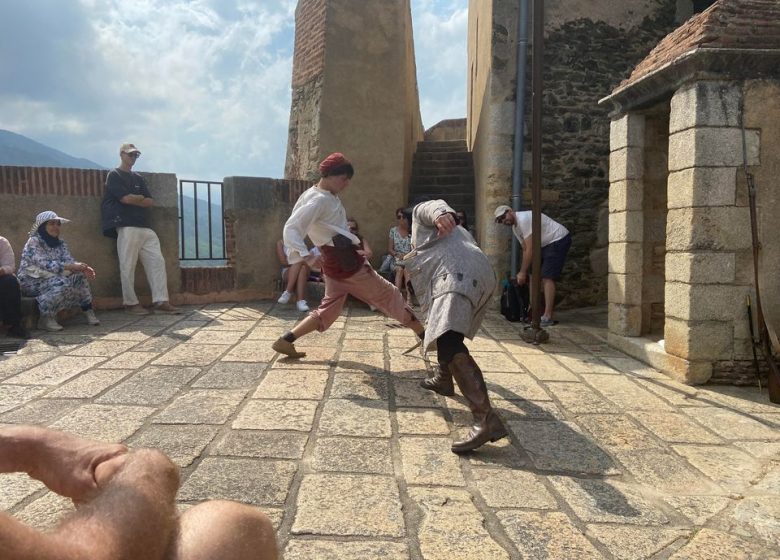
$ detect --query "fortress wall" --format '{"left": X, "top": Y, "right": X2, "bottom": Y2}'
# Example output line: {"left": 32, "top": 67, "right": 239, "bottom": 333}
{"left": 468, "top": 0, "right": 679, "bottom": 305}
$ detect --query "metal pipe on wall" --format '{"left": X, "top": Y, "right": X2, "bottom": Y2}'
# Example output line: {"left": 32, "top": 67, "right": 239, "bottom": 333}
{"left": 510, "top": 0, "right": 530, "bottom": 276}
{"left": 529, "top": 0, "right": 544, "bottom": 330}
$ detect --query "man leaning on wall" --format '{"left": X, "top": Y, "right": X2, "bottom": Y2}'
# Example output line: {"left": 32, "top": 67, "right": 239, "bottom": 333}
{"left": 100, "top": 143, "right": 181, "bottom": 315}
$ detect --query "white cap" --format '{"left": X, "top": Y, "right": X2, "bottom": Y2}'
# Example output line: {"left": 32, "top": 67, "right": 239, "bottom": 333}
{"left": 494, "top": 205, "right": 512, "bottom": 222}
{"left": 31, "top": 210, "right": 71, "bottom": 235}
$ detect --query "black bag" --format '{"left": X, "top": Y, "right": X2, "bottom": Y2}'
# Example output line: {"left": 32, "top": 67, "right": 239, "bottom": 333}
{"left": 501, "top": 280, "right": 533, "bottom": 323}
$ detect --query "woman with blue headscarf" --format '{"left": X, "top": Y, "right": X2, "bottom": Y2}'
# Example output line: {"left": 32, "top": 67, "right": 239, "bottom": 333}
{"left": 17, "top": 211, "right": 99, "bottom": 331}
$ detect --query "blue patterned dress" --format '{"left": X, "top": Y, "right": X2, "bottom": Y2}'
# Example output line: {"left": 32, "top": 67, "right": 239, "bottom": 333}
{"left": 17, "top": 234, "right": 93, "bottom": 316}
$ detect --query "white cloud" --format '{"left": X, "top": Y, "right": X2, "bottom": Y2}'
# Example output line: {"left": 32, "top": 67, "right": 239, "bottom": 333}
{"left": 411, "top": 0, "right": 469, "bottom": 128}
{"left": 1, "top": 0, "right": 467, "bottom": 178}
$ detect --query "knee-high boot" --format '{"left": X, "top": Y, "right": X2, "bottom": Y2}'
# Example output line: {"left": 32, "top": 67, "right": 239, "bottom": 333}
{"left": 448, "top": 352, "right": 507, "bottom": 453}
{"left": 420, "top": 359, "right": 455, "bottom": 396}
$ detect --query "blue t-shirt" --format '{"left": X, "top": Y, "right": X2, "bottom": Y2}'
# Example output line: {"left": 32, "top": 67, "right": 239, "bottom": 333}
{"left": 101, "top": 168, "right": 153, "bottom": 237}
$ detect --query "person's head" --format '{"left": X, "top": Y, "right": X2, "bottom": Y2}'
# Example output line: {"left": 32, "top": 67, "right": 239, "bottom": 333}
{"left": 346, "top": 218, "right": 359, "bottom": 234}
{"left": 119, "top": 143, "right": 141, "bottom": 169}
{"left": 318, "top": 152, "right": 354, "bottom": 194}
{"left": 494, "top": 205, "right": 515, "bottom": 226}
{"left": 455, "top": 210, "right": 468, "bottom": 229}
{"left": 32, "top": 210, "right": 71, "bottom": 239}
{"left": 396, "top": 207, "right": 412, "bottom": 228}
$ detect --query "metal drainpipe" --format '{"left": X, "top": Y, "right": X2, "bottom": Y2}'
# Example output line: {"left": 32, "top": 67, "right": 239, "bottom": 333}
{"left": 510, "top": 0, "right": 530, "bottom": 276}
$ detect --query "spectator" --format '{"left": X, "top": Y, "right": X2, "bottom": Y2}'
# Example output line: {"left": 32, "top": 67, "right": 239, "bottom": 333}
{"left": 101, "top": 143, "right": 181, "bottom": 316}
{"left": 0, "top": 235, "right": 29, "bottom": 339}
{"left": 387, "top": 207, "right": 412, "bottom": 303}
{"left": 494, "top": 205, "right": 572, "bottom": 326}
{"left": 0, "top": 425, "right": 278, "bottom": 560}
{"left": 276, "top": 239, "right": 320, "bottom": 312}
{"left": 455, "top": 209, "right": 476, "bottom": 239}
{"left": 17, "top": 211, "right": 99, "bottom": 332}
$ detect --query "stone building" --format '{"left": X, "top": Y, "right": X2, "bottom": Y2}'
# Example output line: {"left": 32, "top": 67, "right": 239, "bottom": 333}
{"left": 284, "top": 0, "right": 423, "bottom": 258}
{"left": 600, "top": 0, "right": 780, "bottom": 384}
{"left": 468, "top": 0, "right": 699, "bottom": 305}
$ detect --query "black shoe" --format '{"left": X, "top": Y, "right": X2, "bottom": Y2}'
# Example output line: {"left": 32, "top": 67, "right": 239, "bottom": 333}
{"left": 6, "top": 324, "right": 30, "bottom": 339}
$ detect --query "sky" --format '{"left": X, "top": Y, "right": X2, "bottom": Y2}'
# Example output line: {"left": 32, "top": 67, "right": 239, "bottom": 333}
{"left": 0, "top": 0, "right": 468, "bottom": 181}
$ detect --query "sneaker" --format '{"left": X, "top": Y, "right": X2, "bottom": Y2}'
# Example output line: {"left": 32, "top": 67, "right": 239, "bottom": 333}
{"left": 277, "top": 291, "right": 292, "bottom": 304}
{"left": 271, "top": 337, "right": 306, "bottom": 359}
{"left": 125, "top": 304, "right": 150, "bottom": 316}
{"left": 540, "top": 316, "right": 555, "bottom": 327}
{"left": 84, "top": 309, "right": 100, "bottom": 326}
{"left": 154, "top": 302, "right": 182, "bottom": 315}
{"left": 38, "top": 315, "right": 63, "bottom": 332}
{"left": 6, "top": 324, "right": 30, "bottom": 339}
{"left": 296, "top": 300, "right": 309, "bottom": 312}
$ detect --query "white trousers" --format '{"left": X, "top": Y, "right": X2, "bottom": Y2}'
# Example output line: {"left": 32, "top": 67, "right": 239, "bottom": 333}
{"left": 117, "top": 227, "right": 169, "bottom": 306}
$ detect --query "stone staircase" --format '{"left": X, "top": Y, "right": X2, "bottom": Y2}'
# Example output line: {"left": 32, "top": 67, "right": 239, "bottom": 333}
{"left": 408, "top": 140, "right": 475, "bottom": 221}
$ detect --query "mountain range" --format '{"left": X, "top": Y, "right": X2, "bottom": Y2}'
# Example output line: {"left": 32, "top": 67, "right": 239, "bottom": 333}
{"left": 0, "top": 129, "right": 105, "bottom": 169}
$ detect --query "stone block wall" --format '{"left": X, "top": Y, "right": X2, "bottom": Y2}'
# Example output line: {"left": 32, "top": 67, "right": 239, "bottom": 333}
{"left": 664, "top": 80, "right": 759, "bottom": 382}
{"left": 609, "top": 78, "right": 780, "bottom": 384}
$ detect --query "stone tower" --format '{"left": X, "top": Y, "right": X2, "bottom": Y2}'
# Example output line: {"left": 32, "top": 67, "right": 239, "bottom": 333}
{"left": 285, "top": 0, "right": 424, "bottom": 254}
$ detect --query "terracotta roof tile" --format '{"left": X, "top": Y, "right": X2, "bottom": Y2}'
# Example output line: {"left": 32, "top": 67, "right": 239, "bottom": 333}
{"left": 618, "top": 0, "right": 780, "bottom": 90}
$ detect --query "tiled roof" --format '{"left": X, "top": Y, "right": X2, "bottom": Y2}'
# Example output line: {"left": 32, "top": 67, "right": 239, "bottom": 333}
{"left": 619, "top": 0, "right": 780, "bottom": 90}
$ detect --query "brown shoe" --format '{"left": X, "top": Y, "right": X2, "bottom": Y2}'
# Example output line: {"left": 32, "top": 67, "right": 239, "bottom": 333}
{"left": 271, "top": 338, "right": 306, "bottom": 359}
{"left": 419, "top": 362, "right": 455, "bottom": 396}
{"left": 125, "top": 304, "right": 150, "bottom": 316}
{"left": 154, "top": 302, "right": 182, "bottom": 315}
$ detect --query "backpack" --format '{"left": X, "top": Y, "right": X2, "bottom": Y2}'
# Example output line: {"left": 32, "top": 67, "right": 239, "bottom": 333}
{"left": 501, "top": 280, "right": 530, "bottom": 323}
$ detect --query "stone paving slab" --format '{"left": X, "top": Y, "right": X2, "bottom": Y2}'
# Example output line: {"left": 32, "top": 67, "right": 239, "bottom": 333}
{"left": 1, "top": 303, "right": 779, "bottom": 559}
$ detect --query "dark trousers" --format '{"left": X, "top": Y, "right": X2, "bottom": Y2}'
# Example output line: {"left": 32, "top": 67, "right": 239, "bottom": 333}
{"left": 0, "top": 274, "right": 22, "bottom": 327}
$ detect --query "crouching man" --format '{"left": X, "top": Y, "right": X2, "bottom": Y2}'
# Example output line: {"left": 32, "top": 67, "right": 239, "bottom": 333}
{"left": 405, "top": 200, "right": 508, "bottom": 453}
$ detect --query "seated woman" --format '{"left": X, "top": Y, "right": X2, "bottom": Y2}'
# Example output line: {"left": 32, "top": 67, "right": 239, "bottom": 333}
{"left": 17, "top": 211, "right": 99, "bottom": 332}
{"left": 387, "top": 208, "right": 412, "bottom": 304}
{"left": 276, "top": 239, "right": 322, "bottom": 312}
{"left": 0, "top": 235, "right": 29, "bottom": 339}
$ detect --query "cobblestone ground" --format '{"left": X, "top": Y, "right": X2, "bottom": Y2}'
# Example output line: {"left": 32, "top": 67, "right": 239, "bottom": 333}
{"left": 1, "top": 302, "right": 779, "bottom": 559}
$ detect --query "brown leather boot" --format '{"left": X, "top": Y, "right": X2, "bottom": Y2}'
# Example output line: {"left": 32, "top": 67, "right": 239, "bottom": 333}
{"left": 448, "top": 352, "right": 508, "bottom": 453}
{"left": 420, "top": 361, "right": 455, "bottom": 396}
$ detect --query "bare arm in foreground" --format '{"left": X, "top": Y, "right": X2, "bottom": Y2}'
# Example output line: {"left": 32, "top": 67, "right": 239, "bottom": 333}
{"left": 0, "top": 426, "right": 278, "bottom": 560}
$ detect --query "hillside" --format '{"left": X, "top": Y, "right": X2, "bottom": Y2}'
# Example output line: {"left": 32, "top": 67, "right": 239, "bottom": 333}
{"left": 0, "top": 129, "right": 105, "bottom": 169}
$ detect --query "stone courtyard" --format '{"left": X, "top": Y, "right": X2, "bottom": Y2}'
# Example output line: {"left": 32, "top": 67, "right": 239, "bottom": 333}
{"left": 1, "top": 301, "right": 778, "bottom": 559}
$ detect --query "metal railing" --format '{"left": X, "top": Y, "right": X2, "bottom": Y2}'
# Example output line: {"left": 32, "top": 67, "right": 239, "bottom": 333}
{"left": 177, "top": 180, "right": 226, "bottom": 265}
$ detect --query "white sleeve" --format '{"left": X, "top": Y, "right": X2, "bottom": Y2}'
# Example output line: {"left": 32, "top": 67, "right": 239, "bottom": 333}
{"left": 283, "top": 201, "right": 321, "bottom": 259}
{"left": 413, "top": 199, "right": 454, "bottom": 227}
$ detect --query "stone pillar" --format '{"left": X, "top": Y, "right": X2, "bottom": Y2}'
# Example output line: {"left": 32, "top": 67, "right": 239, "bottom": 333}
{"left": 608, "top": 113, "right": 645, "bottom": 336}
{"left": 664, "top": 80, "right": 759, "bottom": 383}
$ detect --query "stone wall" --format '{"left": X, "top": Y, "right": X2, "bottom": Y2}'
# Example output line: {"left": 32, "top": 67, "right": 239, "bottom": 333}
{"left": 468, "top": 0, "right": 679, "bottom": 304}
{"left": 0, "top": 165, "right": 308, "bottom": 308}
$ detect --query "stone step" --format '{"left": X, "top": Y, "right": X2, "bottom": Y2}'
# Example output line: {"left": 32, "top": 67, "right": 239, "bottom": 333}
{"left": 413, "top": 151, "right": 471, "bottom": 163}
{"left": 415, "top": 140, "right": 467, "bottom": 152}
{"left": 407, "top": 192, "right": 475, "bottom": 208}
{"left": 411, "top": 163, "right": 473, "bottom": 176}
{"left": 409, "top": 175, "right": 474, "bottom": 187}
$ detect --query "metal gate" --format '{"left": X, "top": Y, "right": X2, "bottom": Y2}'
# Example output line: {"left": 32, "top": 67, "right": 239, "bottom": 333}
{"left": 177, "top": 179, "right": 226, "bottom": 265}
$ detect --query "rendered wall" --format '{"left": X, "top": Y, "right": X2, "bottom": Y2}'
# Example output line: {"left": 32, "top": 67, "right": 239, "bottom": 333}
{"left": 285, "top": 0, "right": 424, "bottom": 263}
{"left": 468, "top": 0, "right": 678, "bottom": 303}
